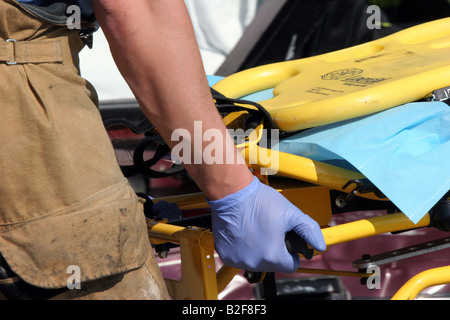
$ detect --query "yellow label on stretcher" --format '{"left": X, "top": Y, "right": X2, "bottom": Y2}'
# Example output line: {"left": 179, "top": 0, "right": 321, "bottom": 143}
{"left": 213, "top": 18, "right": 450, "bottom": 132}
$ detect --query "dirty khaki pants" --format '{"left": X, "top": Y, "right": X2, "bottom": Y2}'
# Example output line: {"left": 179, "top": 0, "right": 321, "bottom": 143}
{"left": 0, "top": 0, "right": 169, "bottom": 299}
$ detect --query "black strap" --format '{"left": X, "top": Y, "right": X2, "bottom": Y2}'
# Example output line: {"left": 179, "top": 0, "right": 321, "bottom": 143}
{"left": 105, "top": 87, "right": 293, "bottom": 179}
{"left": 211, "top": 88, "right": 304, "bottom": 139}
{"left": 103, "top": 117, "right": 154, "bottom": 135}
{"left": 210, "top": 87, "right": 280, "bottom": 132}
{"left": 131, "top": 136, "right": 185, "bottom": 179}
{"left": 432, "top": 86, "right": 450, "bottom": 106}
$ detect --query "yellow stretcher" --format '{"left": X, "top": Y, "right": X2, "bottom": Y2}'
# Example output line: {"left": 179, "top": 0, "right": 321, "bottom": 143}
{"left": 212, "top": 17, "right": 450, "bottom": 131}
{"left": 145, "top": 18, "right": 450, "bottom": 300}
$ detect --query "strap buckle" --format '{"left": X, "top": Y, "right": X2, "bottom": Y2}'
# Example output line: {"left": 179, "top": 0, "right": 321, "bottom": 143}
{"left": 6, "top": 39, "right": 17, "bottom": 65}
{"left": 342, "top": 178, "right": 386, "bottom": 201}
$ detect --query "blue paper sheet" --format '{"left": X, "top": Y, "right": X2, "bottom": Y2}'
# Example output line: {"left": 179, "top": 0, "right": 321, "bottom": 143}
{"left": 278, "top": 102, "right": 450, "bottom": 224}
{"left": 208, "top": 75, "right": 450, "bottom": 224}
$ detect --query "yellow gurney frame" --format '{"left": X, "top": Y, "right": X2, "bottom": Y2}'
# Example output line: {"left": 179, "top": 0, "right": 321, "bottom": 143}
{"left": 145, "top": 18, "right": 450, "bottom": 300}
{"left": 146, "top": 144, "right": 446, "bottom": 300}
{"left": 147, "top": 211, "right": 433, "bottom": 300}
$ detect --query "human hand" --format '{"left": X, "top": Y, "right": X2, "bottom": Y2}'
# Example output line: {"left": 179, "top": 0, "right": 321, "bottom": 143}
{"left": 207, "top": 177, "right": 326, "bottom": 273}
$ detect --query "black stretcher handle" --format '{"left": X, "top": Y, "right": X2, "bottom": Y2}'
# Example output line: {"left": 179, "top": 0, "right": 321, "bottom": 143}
{"left": 285, "top": 231, "right": 314, "bottom": 260}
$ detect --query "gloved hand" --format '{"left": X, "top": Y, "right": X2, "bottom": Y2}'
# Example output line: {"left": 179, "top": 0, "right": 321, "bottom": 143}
{"left": 207, "top": 176, "right": 326, "bottom": 273}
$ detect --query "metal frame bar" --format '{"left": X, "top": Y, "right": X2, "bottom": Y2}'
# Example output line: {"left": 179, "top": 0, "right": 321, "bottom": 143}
{"left": 148, "top": 208, "right": 440, "bottom": 300}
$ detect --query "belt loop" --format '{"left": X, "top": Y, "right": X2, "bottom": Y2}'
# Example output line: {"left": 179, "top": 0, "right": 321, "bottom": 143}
{"left": 0, "top": 38, "right": 65, "bottom": 65}
{"left": 6, "top": 39, "right": 17, "bottom": 65}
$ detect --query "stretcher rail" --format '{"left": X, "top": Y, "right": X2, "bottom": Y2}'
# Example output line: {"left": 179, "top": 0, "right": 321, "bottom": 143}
{"left": 148, "top": 211, "right": 434, "bottom": 300}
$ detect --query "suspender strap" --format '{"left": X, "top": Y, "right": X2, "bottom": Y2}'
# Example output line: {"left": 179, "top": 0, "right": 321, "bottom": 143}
{"left": 0, "top": 38, "right": 64, "bottom": 65}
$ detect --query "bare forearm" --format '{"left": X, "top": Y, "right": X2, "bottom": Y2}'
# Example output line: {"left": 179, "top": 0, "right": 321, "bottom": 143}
{"left": 92, "top": 0, "right": 253, "bottom": 199}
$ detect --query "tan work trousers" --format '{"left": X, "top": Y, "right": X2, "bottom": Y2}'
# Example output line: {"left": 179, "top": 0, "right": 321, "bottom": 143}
{"left": 0, "top": 0, "right": 169, "bottom": 299}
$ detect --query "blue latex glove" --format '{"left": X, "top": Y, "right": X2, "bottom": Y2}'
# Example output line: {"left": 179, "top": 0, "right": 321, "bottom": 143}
{"left": 207, "top": 177, "right": 326, "bottom": 273}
